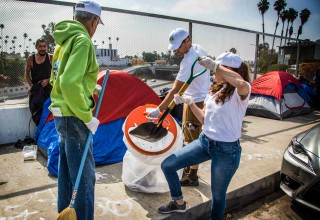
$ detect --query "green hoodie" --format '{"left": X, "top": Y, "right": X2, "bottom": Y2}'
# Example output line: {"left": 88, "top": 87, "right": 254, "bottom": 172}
{"left": 50, "top": 20, "right": 99, "bottom": 123}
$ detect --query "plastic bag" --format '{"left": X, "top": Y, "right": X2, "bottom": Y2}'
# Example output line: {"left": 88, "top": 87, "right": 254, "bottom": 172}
{"left": 23, "top": 145, "right": 37, "bottom": 161}
{"left": 122, "top": 119, "right": 183, "bottom": 193}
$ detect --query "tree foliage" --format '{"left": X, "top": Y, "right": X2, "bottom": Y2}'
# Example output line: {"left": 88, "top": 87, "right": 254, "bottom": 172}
{"left": 257, "top": 0, "right": 270, "bottom": 44}
{"left": 271, "top": 0, "right": 286, "bottom": 55}
{"left": 41, "top": 22, "right": 56, "bottom": 53}
{"left": 296, "top": 8, "right": 311, "bottom": 40}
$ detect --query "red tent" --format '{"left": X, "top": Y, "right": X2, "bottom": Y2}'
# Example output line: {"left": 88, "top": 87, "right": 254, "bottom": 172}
{"left": 247, "top": 71, "right": 311, "bottom": 120}
{"left": 95, "top": 70, "right": 161, "bottom": 124}
{"left": 251, "top": 71, "right": 302, "bottom": 100}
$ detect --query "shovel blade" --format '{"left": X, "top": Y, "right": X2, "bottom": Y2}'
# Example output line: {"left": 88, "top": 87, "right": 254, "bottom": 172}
{"left": 129, "top": 122, "right": 168, "bottom": 142}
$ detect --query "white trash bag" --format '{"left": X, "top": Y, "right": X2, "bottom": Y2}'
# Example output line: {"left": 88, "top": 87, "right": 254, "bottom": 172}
{"left": 122, "top": 119, "right": 183, "bottom": 193}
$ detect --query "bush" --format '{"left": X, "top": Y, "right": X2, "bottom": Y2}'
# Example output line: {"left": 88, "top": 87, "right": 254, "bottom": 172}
{"left": 0, "top": 55, "right": 26, "bottom": 86}
{"left": 299, "top": 62, "right": 320, "bottom": 81}
{"left": 268, "top": 64, "right": 288, "bottom": 72}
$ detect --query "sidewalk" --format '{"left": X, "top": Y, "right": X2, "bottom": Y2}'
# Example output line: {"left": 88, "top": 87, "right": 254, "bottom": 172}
{"left": 0, "top": 112, "right": 319, "bottom": 219}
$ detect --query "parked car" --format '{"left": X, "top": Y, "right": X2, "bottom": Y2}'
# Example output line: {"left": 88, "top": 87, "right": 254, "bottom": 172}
{"left": 280, "top": 123, "right": 320, "bottom": 212}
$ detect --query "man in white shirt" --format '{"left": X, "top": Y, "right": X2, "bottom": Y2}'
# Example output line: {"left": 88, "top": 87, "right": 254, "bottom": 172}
{"left": 147, "top": 28, "right": 210, "bottom": 186}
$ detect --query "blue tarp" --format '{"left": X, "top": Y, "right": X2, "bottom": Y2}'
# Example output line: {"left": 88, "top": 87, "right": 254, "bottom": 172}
{"left": 34, "top": 99, "right": 127, "bottom": 176}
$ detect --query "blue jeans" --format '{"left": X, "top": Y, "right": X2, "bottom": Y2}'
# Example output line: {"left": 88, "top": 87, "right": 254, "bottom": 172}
{"left": 161, "top": 132, "right": 241, "bottom": 220}
{"left": 54, "top": 116, "right": 96, "bottom": 220}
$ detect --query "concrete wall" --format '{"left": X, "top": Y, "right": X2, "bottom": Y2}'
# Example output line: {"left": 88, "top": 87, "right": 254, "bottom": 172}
{"left": 0, "top": 83, "right": 30, "bottom": 102}
{"left": 0, "top": 106, "right": 36, "bottom": 145}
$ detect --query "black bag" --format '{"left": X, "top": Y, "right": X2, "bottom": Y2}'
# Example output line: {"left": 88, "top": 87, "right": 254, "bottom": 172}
{"left": 29, "top": 82, "right": 52, "bottom": 126}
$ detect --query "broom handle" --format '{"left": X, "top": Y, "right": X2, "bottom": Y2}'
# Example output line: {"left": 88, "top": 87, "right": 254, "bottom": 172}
{"left": 69, "top": 70, "right": 109, "bottom": 208}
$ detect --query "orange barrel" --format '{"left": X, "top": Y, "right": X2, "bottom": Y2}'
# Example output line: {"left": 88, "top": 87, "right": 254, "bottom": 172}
{"left": 122, "top": 104, "right": 183, "bottom": 192}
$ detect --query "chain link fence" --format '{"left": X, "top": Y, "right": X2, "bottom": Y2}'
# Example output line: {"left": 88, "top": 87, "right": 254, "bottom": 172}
{"left": 1, "top": 0, "right": 293, "bottom": 106}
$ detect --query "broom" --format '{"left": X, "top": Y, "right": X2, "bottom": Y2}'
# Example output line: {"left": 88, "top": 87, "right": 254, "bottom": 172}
{"left": 55, "top": 70, "right": 110, "bottom": 220}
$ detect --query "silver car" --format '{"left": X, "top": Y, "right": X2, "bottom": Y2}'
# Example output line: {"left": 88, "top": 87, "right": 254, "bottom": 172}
{"left": 280, "top": 123, "right": 320, "bottom": 212}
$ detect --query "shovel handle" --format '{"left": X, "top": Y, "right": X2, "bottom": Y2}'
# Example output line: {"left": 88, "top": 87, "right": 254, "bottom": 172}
{"left": 167, "top": 82, "right": 190, "bottom": 110}
{"left": 156, "top": 82, "right": 190, "bottom": 128}
{"left": 155, "top": 58, "right": 207, "bottom": 129}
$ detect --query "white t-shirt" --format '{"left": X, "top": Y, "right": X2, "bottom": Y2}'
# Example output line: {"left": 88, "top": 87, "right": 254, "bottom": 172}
{"left": 176, "top": 44, "right": 210, "bottom": 103}
{"left": 203, "top": 82, "right": 251, "bottom": 142}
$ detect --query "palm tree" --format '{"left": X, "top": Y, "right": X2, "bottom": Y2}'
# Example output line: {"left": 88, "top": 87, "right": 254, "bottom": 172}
{"left": 0, "top": 24, "right": 4, "bottom": 52}
{"left": 257, "top": 0, "right": 270, "bottom": 45}
{"left": 23, "top": 33, "right": 28, "bottom": 52}
{"left": 11, "top": 40, "right": 15, "bottom": 53}
{"left": 271, "top": 0, "right": 286, "bottom": 56}
{"left": 116, "top": 37, "right": 119, "bottom": 49}
{"left": 4, "top": 39, "right": 8, "bottom": 52}
{"left": 296, "top": 8, "right": 311, "bottom": 40}
{"left": 5, "top": 35, "right": 9, "bottom": 52}
{"left": 12, "top": 36, "right": 17, "bottom": 53}
{"left": 288, "top": 8, "right": 298, "bottom": 42}
{"left": 279, "top": 9, "right": 289, "bottom": 47}
{"left": 284, "top": 8, "right": 298, "bottom": 45}
{"left": 229, "top": 48, "right": 237, "bottom": 54}
{"left": 28, "top": 38, "right": 32, "bottom": 52}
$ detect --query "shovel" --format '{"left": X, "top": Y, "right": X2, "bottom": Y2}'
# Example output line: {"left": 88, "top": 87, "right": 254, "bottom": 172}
{"left": 129, "top": 58, "right": 207, "bottom": 142}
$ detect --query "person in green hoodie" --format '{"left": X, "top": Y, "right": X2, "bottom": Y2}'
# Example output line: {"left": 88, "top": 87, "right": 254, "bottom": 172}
{"left": 49, "top": 1, "right": 104, "bottom": 219}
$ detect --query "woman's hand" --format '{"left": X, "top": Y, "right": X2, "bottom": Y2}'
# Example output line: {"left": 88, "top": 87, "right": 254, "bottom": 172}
{"left": 173, "top": 94, "right": 193, "bottom": 105}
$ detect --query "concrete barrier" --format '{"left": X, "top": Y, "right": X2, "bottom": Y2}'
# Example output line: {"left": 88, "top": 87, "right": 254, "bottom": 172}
{"left": 0, "top": 106, "right": 36, "bottom": 145}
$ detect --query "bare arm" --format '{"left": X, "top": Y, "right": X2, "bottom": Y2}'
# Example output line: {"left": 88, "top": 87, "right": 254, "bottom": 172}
{"left": 158, "top": 79, "right": 184, "bottom": 112}
{"left": 216, "top": 65, "right": 250, "bottom": 99}
{"left": 188, "top": 103, "right": 205, "bottom": 124}
{"left": 25, "top": 56, "right": 33, "bottom": 87}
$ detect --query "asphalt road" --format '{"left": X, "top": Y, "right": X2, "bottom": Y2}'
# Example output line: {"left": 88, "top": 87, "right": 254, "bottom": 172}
{"left": 224, "top": 190, "right": 320, "bottom": 220}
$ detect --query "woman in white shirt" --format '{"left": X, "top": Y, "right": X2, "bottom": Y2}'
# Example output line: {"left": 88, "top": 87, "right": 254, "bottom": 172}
{"left": 158, "top": 52, "right": 251, "bottom": 220}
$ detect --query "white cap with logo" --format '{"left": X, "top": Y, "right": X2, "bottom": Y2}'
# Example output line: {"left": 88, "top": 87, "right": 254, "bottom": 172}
{"left": 168, "top": 28, "right": 189, "bottom": 51}
{"left": 215, "top": 52, "right": 243, "bottom": 68}
{"left": 75, "top": 1, "right": 104, "bottom": 25}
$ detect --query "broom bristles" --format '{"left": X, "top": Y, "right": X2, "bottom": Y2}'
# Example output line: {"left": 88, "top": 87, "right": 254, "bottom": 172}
{"left": 55, "top": 207, "right": 77, "bottom": 220}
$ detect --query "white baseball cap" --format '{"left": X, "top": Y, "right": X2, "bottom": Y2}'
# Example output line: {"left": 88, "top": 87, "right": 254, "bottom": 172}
{"left": 75, "top": 1, "right": 104, "bottom": 25}
{"left": 168, "top": 28, "right": 189, "bottom": 51}
{"left": 215, "top": 52, "right": 243, "bottom": 68}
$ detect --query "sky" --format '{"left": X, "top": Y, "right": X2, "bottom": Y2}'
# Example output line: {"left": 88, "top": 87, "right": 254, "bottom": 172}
{"left": 2, "top": 0, "right": 320, "bottom": 61}
{"left": 49, "top": 0, "right": 320, "bottom": 60}
{"left": 64, "top": 0, "right": 320, "bottom": 41}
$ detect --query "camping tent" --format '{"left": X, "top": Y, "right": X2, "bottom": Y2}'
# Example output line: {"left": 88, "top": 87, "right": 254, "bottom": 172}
{"left": 246, "top": 71, "right": 312, "bottom": 120}
{"left": 34, "top": 70, "right": 162, "bottom": 176}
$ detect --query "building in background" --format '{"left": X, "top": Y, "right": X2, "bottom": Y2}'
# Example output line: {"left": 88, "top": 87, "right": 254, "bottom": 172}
{"left": 94, "top": 45, "right": 131, "bottom": 67}
{"left": 278, "top": 39, "right": 320, "bottom": 65}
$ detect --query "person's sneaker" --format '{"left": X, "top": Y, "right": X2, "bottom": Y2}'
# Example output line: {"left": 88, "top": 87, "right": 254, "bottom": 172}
{"left": 158, "top": 200, "right": 187, "bottom": 214}
{"left": 180, "top": 175, "right": 199, "bottom": 186}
